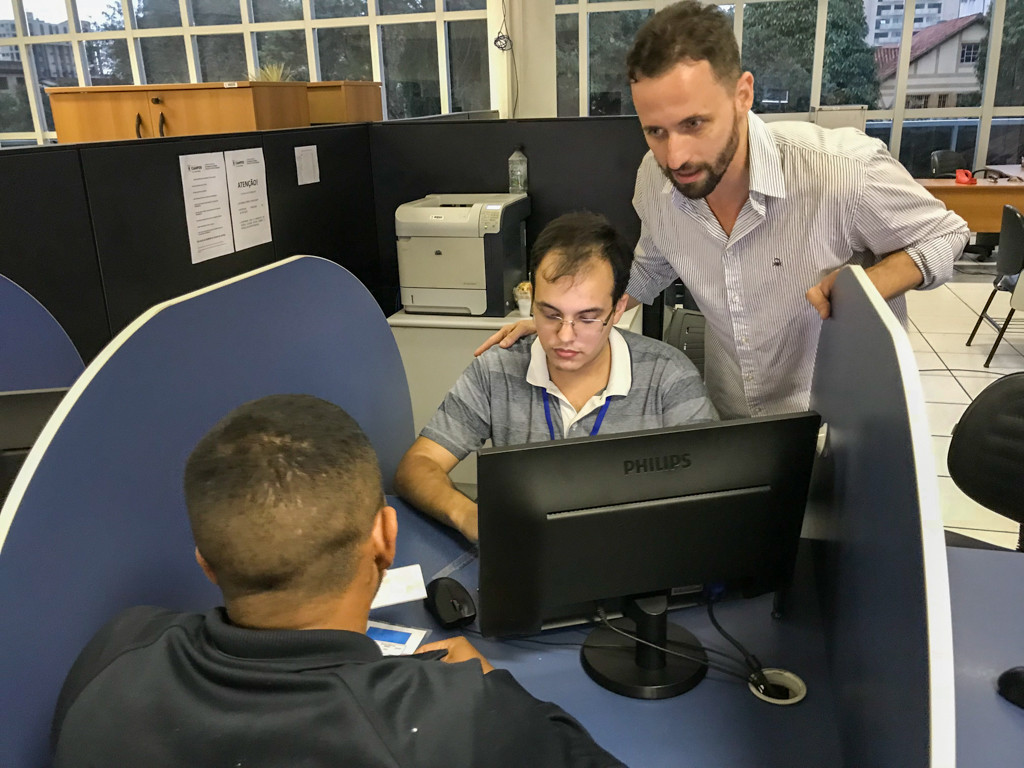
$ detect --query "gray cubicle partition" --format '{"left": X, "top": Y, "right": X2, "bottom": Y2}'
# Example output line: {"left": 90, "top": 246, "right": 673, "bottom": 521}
{"left": 808, "top": 267, "right": 954, "bottom": 767}
{"left": 369, "top": 117, "right": 650, "bottom": 293}
{"left": 0, "top": 256, "right": 414, "bottom": 768}
{"left": 0, "top": 146, "right": 110, "bottom": 361}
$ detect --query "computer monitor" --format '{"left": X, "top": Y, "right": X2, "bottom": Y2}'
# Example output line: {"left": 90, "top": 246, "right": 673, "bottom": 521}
{"left": 476, "top": 411, "right": 821, "bottom": 699}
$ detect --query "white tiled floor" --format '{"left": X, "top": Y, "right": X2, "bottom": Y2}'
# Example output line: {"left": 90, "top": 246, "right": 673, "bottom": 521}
{"left": 907, "top": 273, "right": 1023, "bottom": 549}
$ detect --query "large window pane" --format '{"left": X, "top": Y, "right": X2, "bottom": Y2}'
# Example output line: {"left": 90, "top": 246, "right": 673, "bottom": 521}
{"left": 78, "top": 0, "right": 121, "bottom": 31}
{"left": 991, "top": 0, "right": 1024, "bottom": 106}
{"left": 141, "top": 37, "right": 188, "bottom": 83}
{"left": 22, "top": 0, "right": 70, "bottom": 33}
{"left": 252, "top": 0, "right": 302, "bottom": 23}
{"left": 196, "top": 33, "right": 246, "bottom": 81}
{"left": 742, "top": 0, "right": 814, "bottom": 113}
{"left": 986, "top": 117, "right": 1024, "bottom": 165}
{"left": 447, "top": 19, "right": 488, "bottom": 112}
{"left": 556, "top": 12, "right": 578, "bottom": 117}
{"left": 86, "top": 39, "right": 132, "bottom": 85}
{"left": 133, "top": 0, "right": 182, "bottom": 29}
{"left": 191, "top": 0, "right": 241, "bottom": 26}
{"left": 381, "top": 21, "right": 440, "bottom": 118}
{"left": 820, "top": 0, "right": 881, "bottom": 107}
{"left": 314, "top": 0, "right": 367, "bottom": 19}
{"left": 29, "top": 42, "right": 77, "bottom": 129}
{"left": 378, "top": 0, "right": 430, "bottom": 15}
{"left": 901, "top": 6, "right": 989, "bottom": 110}
{"left": 588, "top": 9, "right": 651, "bottom": 116}
{"left": 0, "top": 60, "right": 34, "bottom": 132}
{"left": 445, "top": 0, "right": 484, "bottom": 9}
{"left": 318, "top": 27, "right": 372, "bottom": 80}
{"left": 255, "top": 30, "right": 309, "bottom": 80}
{"left": 899, "top": 117, "right": 978, "bottom": 178}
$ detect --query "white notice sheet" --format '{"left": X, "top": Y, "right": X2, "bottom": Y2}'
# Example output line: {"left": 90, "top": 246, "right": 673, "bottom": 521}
{"left": 295, "top": 145, "right": 320, "bottom": 185}
{"left": 225, "top": 147, "right": 273, "bottom": 252}
{"left": 179, "top": 152, "right": 234, "bottom": 264}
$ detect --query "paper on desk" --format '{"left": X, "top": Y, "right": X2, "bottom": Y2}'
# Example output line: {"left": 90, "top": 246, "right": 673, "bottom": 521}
{"left": 224, "top": 147, "right": 273, "bottom": 252}
{"left": 366, "top": 620, "right": 428, "bottom": 656}
{"left": 179, "top": 152, "right": 234, "bottom": 264}
{"left": 370, "top": 564, "right": 428, "bottom": 609}
{"left": 295, "top": 145, "right": 320, "bottom": 186}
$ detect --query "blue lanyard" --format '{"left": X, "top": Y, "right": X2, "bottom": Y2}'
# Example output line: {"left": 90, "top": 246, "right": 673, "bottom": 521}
{"left": 542, "top": 390, "right": 611, "bottom": 441}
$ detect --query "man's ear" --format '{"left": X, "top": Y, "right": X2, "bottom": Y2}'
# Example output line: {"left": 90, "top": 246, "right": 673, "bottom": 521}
{"left": 195, "top": 548, "right": 218, "bottom": 585}
{"left": 611, "top": 291, "right": 630, "bottom": 325}
{"left": 735, "top": 71, "right": 754, "bottom": 113}
{"left": 370, "top": 505, "right": 398, "bottom": 572}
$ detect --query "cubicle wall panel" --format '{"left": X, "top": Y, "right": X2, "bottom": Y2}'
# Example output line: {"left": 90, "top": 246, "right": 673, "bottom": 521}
{"left": 261, "top": 125, "right": 381, "bottom": 297}
{"left": 80, "top": 135, "right": 282, "bottom": 335}
{"left": 0, "top": 146, "right": 111, "bottom": 361}
{"left": 370, "top": 117, "right": 649, "bottom": 301}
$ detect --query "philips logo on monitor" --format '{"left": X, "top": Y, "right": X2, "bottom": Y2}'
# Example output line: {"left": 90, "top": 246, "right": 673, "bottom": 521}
{"left": 623, "top": 454, "right": 691, "bottom": 475}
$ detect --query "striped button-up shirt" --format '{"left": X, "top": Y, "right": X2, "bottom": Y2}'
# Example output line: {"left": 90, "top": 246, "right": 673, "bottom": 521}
{"left": 627, "top": 113, "right": 969, "bottom": 419}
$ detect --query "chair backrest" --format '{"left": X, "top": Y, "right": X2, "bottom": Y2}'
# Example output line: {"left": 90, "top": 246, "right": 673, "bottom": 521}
{"left": 947, "top": 372, "right": 1024, "bottom": 525}
{"left": 0, "top": 273, "right": 83, "bottom": 392}
{"left": 0, "top": 256, "right": 414, "bottom": 768}
{"left": 930, "top": 149, "right": 968, "bottom": 177}
{"left": 997, "top": 205, "right": 1024, "bottom": 277}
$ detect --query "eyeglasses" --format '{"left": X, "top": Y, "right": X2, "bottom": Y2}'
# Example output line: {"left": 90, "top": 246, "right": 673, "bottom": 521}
{"left": 534, "top": 307, "right": 615, "bottom": 336}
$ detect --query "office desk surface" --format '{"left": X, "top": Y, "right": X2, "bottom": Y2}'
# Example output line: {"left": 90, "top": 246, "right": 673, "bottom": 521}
{"left": 377, "top": 499, "right": 842, "bottom": 768}
{"left": 917, "top": 178, "right": 1024, "bottom": 232}
{"left": 948, "top": 547, "right": 1024, "bottom": 767}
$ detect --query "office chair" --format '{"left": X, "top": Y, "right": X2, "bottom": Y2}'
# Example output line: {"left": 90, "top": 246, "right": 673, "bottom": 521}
{"left": 965, "top": 205, "right": 1024, "bottom": 366}
{"left": 946, "top": 373, "right": 1024, "bottom": 551}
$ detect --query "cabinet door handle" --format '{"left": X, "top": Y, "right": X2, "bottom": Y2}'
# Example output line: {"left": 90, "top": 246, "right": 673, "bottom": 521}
{"left": 158, "top": 111, "right": 166, "bottom": 137}
{"left": 135, "top": 112, "right": 142, "bottom": 138}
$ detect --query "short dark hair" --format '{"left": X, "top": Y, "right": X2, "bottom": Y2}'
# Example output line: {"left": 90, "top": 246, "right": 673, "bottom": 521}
{"left": 183, "top": 394, "right": 383, "bottom": 602}
{"left": 627, "top": 1, "right": 741, "bottom": 85}
{"left": 530, "top": 212, "right": 633, "bottom": 305}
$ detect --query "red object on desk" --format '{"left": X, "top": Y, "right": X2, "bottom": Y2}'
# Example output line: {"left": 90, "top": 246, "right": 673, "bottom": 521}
{"left": 956, "top": 169, "right": 977, "bottom": 185}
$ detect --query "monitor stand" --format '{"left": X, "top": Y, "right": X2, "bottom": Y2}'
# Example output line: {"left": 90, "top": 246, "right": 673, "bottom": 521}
{"left": 581, "top": 593, "right": 708, "bottom": 700}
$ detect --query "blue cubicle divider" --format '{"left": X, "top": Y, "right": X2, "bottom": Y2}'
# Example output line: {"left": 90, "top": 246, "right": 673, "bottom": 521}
{"left": 0, "top": 256, "right": 414, "bottom": 768}
{"left": 0, "top": 273, "right": 83, "bottom": 391}
{"left": 807, "top": 267, "right": 954, "bottom": 767}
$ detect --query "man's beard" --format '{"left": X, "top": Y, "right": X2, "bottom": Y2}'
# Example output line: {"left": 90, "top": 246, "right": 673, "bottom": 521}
{"left": 662, "top": 114, "right": 741, "bottom": 200}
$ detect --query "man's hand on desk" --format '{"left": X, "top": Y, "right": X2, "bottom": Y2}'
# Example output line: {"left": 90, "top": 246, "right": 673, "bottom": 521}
{"left": 416, "top": 636, "right": 495, "bottom": 673}
{"left": 474, "top": 318, "right": 537, "bottom": 357}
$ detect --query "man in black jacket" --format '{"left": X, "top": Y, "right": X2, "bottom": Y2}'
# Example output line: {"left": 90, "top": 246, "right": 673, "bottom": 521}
{"left": 52, "top": 394, "right": 624, "bottom": 767}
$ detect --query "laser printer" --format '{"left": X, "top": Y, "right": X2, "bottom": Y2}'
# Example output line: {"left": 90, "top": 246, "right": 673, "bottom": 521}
{"left": 395, "top": 193, "right": 530, "bottom": 316}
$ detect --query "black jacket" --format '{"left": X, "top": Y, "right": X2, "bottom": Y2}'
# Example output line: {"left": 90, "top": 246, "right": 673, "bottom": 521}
{"left": 52, "top": 606, "right": 625, "bottom": 767}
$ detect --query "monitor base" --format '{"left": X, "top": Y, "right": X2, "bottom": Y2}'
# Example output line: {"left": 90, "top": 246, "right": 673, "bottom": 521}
{"left": 581, "top": 619, "right": 708, "bottom": 700}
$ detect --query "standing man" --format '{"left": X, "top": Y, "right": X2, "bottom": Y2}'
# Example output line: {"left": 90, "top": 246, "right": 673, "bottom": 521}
{"left": 479, "top": 0, "right": 968, "bottom": 419}
{"left": 396, "top": 212, "right": 716, "bottom": 542}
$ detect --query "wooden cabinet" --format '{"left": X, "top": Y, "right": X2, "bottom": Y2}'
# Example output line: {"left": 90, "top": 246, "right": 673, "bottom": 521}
{"left": 46, "top": 82, "right": 311, "bottom": 143}
{"left": 306, "top": 81, "right": 383, "bottom": 124}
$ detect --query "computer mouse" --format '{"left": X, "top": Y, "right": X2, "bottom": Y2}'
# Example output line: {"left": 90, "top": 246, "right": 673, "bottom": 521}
{"left": 424, "top": 577, "right": 476, "bottom": 629}
{"left": 997, "top": 666, "right": 1024, "bottom": 709}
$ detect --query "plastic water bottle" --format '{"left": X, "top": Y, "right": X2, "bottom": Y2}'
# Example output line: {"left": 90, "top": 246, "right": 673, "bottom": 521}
{"left": 508, "top": 145, "right": 528, "bottom": 194}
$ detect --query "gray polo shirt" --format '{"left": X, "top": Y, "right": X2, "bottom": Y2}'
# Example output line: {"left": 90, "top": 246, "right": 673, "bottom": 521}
{"left": 421, "top": 329, "right": 718, "bottom": 461}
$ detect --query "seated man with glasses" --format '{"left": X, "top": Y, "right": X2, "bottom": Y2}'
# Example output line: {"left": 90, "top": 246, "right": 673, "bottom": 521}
{"left": 394, "top": 211, "right": 717, "bottom": 542}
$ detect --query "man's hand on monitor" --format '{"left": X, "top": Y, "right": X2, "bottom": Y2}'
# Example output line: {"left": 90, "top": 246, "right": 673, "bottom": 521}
{"left": 473, "top": 318, "right": 537, "bottom": 357}
{"left": 417, "top": 636, "right": 495, "bottom": 673}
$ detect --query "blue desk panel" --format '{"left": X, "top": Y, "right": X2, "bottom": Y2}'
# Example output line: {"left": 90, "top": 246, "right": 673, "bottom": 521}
{"left": 377, "top": 499, "right": 843, "bottom": 768}
{"left": 948, "top": 547, "right": 1024, "bottom": 767}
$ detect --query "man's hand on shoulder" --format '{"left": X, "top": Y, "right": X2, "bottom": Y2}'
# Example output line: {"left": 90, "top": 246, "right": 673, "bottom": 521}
{"left": 416, "top": 636, "right": 495, "bottom": 673}
{"left": 473, "top": 318, "right": 537, "bottom": 357}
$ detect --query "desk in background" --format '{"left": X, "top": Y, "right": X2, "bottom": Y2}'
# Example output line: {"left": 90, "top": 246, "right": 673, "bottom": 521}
{"left": 917, "top": 178, "right": 1024, "bottom": 232}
